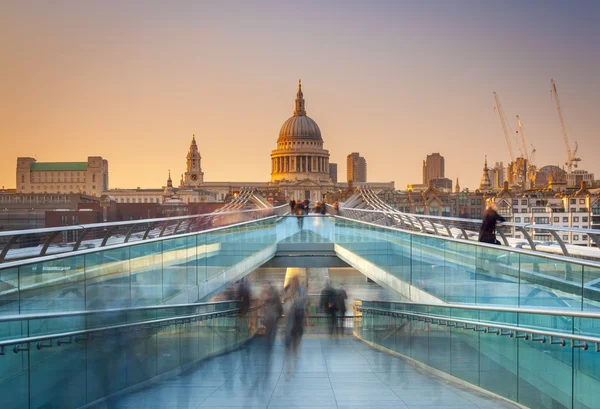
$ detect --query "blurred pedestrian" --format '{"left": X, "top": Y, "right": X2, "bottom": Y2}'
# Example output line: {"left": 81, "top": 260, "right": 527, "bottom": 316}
{"left": 478, "top": 203, "right": 505, "bottom": 245}
{"left": 289, "top": 198, "right": 296, "bottom": 214}
{"left": 303, "top": 198, "right": 310, "bottom": 214}
{"left": 335, "top": 287, "right": 347, "bottom": 336}
{"left": 237, "top": 281, "right": 251, "bottom": 317}
{"left": 296, "top": 202, "right": 305, "bottom": 228}
{"left": 262, "top": 282, "right": 282, "bottom": 352}
{"left": 320, "top": 202, "right": 327, "bottom": 215}
{"left": 333, "top": 201, "right": 339, "bottom": 215}
{"left": 283, "top": 276, "right": 307, "bottom": 373}
{"left": 250, "top": 282, "right": 282, "bottom": 393}
{"left": 320, "top": 281, "right": 336, "bottom": 337}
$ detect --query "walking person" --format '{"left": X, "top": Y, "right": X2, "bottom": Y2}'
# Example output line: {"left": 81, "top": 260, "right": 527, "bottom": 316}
{"left": 336, "top": 286, "right": 347, "bottom": 336}
{"left": 295, "top": 202, "right": 305, "bottom": 228}
{"left": 478, "top": 202, "right": 505, "bottom": 245}
{"left": 251, "top": 282, "right": 282, "bottom": 393}
{"left": 320, "top": 281, "right": 336, "bottom": 337}
{"left": 303, "top": 198, "right": 310, "bottom": 215}
{"left": 283, "top": 276, "right": 307, "bottom": 373}
{"left": 289, "top": 198, "right": 296, "bottom": 215}
{"left": 320, "top": 202, "right": 327, "bottom": 215}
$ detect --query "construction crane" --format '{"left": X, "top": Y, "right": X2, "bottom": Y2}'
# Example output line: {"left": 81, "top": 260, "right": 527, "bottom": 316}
{"left": 493, "top": 92, "right": 515, "bottom": 162}
{"left": 516, "top": 115, "right": 536, "bottom": 162}
{"left": 516, "top": 115, "right": 537, "bottom": 188}
{"left": 550, "top": 79, "right": 580, "bottom": 172}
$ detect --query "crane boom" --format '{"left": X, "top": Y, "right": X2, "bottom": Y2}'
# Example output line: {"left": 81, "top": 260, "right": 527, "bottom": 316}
{"left": 516, "top": 115, "right": 529, "bottom": 161}
{"left": 551, "top": 79, "right": 580, "bottom": 172}
{"left": 493, "top": 92, "right": 515, "bottom": 162}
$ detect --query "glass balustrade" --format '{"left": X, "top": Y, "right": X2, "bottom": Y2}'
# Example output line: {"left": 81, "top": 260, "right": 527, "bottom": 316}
{"left": 0, "top": 218, "right": 276, "bottom": 315}
{"left": 357, "top": 301, "right": 600, "bottom": 409}
{"left": 0, "top": 305, "right": 254, "bottom": 409}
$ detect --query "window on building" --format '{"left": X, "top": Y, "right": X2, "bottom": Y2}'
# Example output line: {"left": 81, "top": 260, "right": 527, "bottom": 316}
{"left": 534, "top": 217, "right": 549, "bottom": 224}
{"left": 477, "top": 199, "right": 482, "bottom": 205}
{"left": 554, "top": 217, "right": 559, "bottom": 222}
{"left": 563, "top": 217, "right": 568, "bottom": 222}
{"left": 574, "top": 235, "right": 579, "bottom": 241}
{"left": 471, "top": 199, "right": 475, "bottom": 205}
{"left": 21, "top": 175, "right": 24, "bottom": 183}
{"left": 563, "top": 235, "right": 569, "bottom": 240}
{"left": 592, "top": 201, "right": 600, "bottom": 215}
{"left": 515, "top": 217, "right": 521, "bottom": 223}
{"left": 583, "top": 217, "right": 588, "bottom": 222}
{"left": 580, "top": 199, "right": 586, "bottom": 204}
{"left": 512, "top": 200, "right": 519, "bottom": 205}
{"left": 524, "top": 217, "right": 530, "bottom": 223}
{"left": 92, "top": 174, "right": 96, "bottom": 182}
{"left": 582, "top": 235, "right": 588, "bottom": 240}
{"left": 571, "top": 199, "right": 576, "bottom": 204}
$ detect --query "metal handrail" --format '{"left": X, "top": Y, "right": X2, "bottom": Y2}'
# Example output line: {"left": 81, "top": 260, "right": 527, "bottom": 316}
{"left": 339, "top": 206, "right": 600, "bottom": 257}
{"left": 0, "top": 308, "right": 241, "bottom": 353}
{"left": 0, "top": 205, "right": 287, "bottom": 238}
{"left": 356, "top": 300, "right": 600, "bottom": 319}
{"left": 340, "top": 206, "right": 600, "bottom": 236}
{"left": 357, "top": 306, "right": 600, "bottom": 351}
{"left": 0, "top": 300, "right": 238, "bottom": 323}
{"left": 0, "top": 214, "right": 279, "bottom": 269}
{"left": 332, "top": 214, "right": 600, "bottom": 269}
{"left": 0, "top": 204, "right": 287, "bottom": 263}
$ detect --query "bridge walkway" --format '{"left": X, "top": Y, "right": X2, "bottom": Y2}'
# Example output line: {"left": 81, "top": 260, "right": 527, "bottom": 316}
{"left": 92, "top": 336, "right": 518, "bottom": 409}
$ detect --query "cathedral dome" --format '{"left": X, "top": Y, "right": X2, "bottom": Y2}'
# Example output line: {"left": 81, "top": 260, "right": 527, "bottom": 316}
{"left": 277, "top": 80, "right": 322, "bottom": 142}
{"left": 279, "top": 115, "right": 322, "bottom": 141}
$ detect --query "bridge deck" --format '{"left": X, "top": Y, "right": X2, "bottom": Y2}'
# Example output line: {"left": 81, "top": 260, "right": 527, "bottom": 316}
{"left": 92, "top": 336, "right": 518, "bottom": 409}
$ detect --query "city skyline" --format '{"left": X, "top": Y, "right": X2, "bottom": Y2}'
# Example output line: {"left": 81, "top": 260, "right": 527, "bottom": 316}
{"left": 1, "top": 1, "right": 599, "bottom": 190}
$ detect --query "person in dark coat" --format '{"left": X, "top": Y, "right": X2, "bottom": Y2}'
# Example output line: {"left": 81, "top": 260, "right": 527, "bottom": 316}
{"left": 303, "top": 199, "right": 310, "bottom": 214}
{"left": 237, "top": 281, "right": 251, "bottom": 316}
{"left": 319, "top": 282, "right": 336, "bottom": 336}
{"left": 478, "top": 203, "right": 505, "bottom": 244}
{"left": 289, "top": 198, "right": 296, "bottom": 214}
{"left": 320, "top": 203, "right": 327, "bottom": 215}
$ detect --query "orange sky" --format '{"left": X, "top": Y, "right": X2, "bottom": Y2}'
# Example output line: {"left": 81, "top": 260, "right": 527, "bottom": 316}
{"left": 1, "top": 1, "right": 599, "bottom": 191}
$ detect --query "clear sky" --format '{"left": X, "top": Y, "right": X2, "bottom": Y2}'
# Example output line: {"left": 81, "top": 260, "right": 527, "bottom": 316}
{"left": 1, "top": 0, "right": 598, "bottom": 190}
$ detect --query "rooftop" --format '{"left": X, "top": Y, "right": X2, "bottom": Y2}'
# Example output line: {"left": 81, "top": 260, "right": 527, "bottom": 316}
{"left": 30, "top": 162, "right": 88, "bottom": 171}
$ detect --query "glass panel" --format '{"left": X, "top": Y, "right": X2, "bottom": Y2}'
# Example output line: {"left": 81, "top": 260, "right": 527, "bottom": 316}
{"left": 85, "top": 247, "right": 130, "bottom": 310}
{"left": 519, "top": 253, "right": 583, "bottom": 310}
{"left": 19, "top": 255, "right": 85, "bottom": 313}
{"left": 0, "top": 267, "right": 19, "bottom": 315}
{"left": 130, "top": 242, "right": 163, "bottom": 307}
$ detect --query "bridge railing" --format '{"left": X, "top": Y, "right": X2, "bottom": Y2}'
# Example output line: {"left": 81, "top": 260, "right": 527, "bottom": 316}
{"left": 0, "top": 204, "right": 287, "bottom": 263}
{"left": 0, "top": 300, "right": 257, "bottom": 409}
{"left": 338, "top": 206, "right": 600, "bottom": 260}
{"left": 355, "top": 299, "right": 600, "bottom": 409}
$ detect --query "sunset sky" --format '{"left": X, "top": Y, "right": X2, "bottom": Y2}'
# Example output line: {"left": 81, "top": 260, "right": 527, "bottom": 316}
{"left": 1, "top": 1, "right": 599, "bottom": 190}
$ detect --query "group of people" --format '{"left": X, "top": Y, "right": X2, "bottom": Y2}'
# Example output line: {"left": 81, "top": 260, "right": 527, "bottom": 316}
{"left": 289, "top": 198, "right": 328, "bottom": 215}
{"left": 319, "top": 282, "right": 347, "bottom": 337}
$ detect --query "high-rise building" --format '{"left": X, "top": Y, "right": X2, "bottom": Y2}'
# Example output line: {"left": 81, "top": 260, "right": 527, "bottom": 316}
{"left": 347, "top": 153, "right": 367, "bottom": 183}
{"left": 329, "top": 163, "right": 338, "bottom": 183}
{"left": 422, "top": 153, "right": 445, "bottom": 184}
{"left": 16, "top": 156, "right": 108, "bottom": 196}
{"left": 487, "top": 161, "right": 505, "bottom": 189}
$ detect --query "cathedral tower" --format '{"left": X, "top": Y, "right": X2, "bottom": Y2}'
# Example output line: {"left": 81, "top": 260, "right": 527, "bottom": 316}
{"left": 183, "top": 135, "right": 204, "bottom": 188}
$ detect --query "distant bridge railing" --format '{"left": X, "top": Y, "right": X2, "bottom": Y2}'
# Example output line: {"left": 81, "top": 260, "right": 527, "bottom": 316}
{"left": 0, "top": 204, "right": 288, "bottom": 263}
{"left": 337, "top": 206, "right": 600, "bottom": 260}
